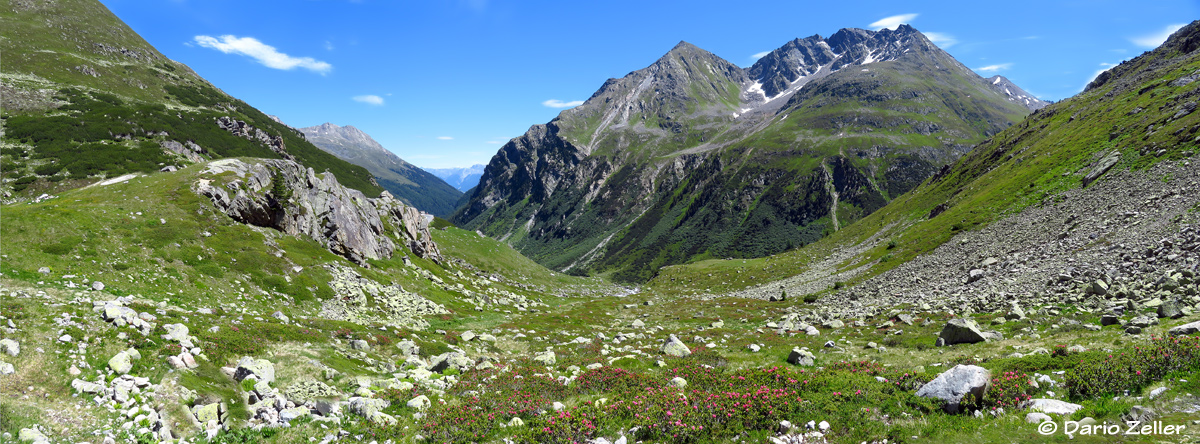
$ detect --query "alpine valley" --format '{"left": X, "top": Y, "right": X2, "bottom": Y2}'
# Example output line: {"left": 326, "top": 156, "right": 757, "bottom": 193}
{"left": 2, "top": 1, "right": 1200, "bottom": 444}
{"left": 454, "top": 25, "right": 1037, "bottom": 282}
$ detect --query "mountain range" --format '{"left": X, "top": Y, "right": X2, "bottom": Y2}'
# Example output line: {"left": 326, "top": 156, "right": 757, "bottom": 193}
{"left": 298, "top": 123, "right": 463, "bottom": 217}
{"left": 454, "top": 25, "right": 1034, "bottom": 282}
{"left": 423, "top": 165, "right": 486, "bottom": 193}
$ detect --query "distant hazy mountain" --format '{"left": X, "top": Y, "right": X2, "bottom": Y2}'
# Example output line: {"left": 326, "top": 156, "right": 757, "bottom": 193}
{"left": 299, "top": 123, "right": 462, "bottom": 216}
{"left": 424, "top": 165, "right": 485, "bottom": 192}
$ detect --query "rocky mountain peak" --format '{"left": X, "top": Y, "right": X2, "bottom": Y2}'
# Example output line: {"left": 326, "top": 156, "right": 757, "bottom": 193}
{"left": 747, "top": 25, "right": 933, "bottom": 98}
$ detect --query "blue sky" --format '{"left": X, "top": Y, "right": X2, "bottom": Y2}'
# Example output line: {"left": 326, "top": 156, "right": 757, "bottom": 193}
{"left": 100, "top": 0, "right": 1196, "bottom": 169}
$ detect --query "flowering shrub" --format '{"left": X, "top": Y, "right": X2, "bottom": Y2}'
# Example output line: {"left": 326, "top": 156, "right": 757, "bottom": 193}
{"left": 981, "top": 371, "right": 1035, "bottom": 410}
{"left": 1051, "top": 344, "right": 1069, "bottom": 357}
{"left": 575, "top": 367, "right": 657, "bottom": 395}
{"left": 1065, "top": 335, "right": 1200, "bottom": 399}
{"left": 517, "top": 405, "right": 602, "bottom": 443}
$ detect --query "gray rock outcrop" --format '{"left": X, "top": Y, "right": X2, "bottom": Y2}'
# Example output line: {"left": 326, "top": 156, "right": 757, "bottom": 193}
{"left": 195, "top": 158, "right": 441, "bottom": 266}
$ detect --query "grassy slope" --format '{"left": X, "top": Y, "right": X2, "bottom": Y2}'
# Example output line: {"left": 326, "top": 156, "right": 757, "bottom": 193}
{"left": 0, "top": 0, "right": 381, "bottom": 197}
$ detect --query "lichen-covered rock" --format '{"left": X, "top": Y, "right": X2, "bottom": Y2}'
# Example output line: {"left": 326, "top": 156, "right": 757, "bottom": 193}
{"left": 533, "top": 350, "right": 557, "bottom": 366}
{"left": 662, "top": 335, "right": 691, "bottom": 357}
{"left": 283, "top": 379, "right": 341, "bottom": 404}
{"left": 0, "top": 339, "right": 19, "bottom": 357}
{"left": 348, "top": 397, "right": 390, "bottom": 417}
{"left": 108, "top": 351, "right": 133, "bottom": 374}
{"left": 1169, "top": 320, "right": 1200, "bottom": 336}
{"left": 786, "top": 347, "right": 815, "bottom": 366}
{"left": 1022, "top": 399, "right": 1082, "bottom": 416}
{"left": 915, "top": 364, "right": 990, "bottom": 413}
{"left": 406, "top": 395, "right": 432, "bottom": 411}
{"left": 429, "top": 352, "right": 473, "bottom": 373}
{"left": 234, "top": 357, "right": 275, "bottom": 385}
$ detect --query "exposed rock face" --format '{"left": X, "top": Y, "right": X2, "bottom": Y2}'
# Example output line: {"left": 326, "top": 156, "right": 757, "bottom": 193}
{"left": 218, "top": 116, "right": 293, "bottom": 161}
{"left": 915, "top": 364, "right": 990, "bottom": 413}
{"left": 194, "top": 158, "right": 441, "bottom": 265}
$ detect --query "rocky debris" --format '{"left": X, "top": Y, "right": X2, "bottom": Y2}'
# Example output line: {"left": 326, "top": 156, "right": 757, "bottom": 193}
{"left": 937, "top": 319, "right": 988, "bottom": 346}
{"left": 737, "top": 158, "right": 1200, "bottom": 326}
{"left": 786, "top": 347, "right": 815, "bottom": 367}
{"left": 195, "top": 158, "right": 442, "bottom": 266}
{"left": 0, "top": 361, "right": 13, "bottom": 375}
{"left": 662, "top": 335, "right": 691, "bottom": 357}
{"left": 1022, "top": 399, "right": 1082, "bottom": 416}
{"left": 1169, "top": 320, "right": 1200, "bottom": 336}
{"left": 916, "top": 365, "right": 990, "bottom": 413}
{"left": 318, "top": 264, "right": 447, "bottom": 330}
{"left": 96, "top": 299, "right": 154, "bottom": 335}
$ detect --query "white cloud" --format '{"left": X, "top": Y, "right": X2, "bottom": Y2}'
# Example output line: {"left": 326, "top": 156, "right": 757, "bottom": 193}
{"left": 194, "top": 35, "right": 332, "bottom": 74}
{"left": 751, "top": 51, "right": 771, "bottom": 59}
{"left": 923, "top": 32, "right": 958, "bottom": 48}
{"left": 324, "top": 41, "right": 335, "bottom": 51}
{"left": 352, "top": 95, "right": 384, "bottom": 105}
{"left": 975, "top": 63, "right": 1012, "bottom": 72}
{"left": 437, "top": 136, "right": 454, "bottom": 140}
{"left": 1131, "top": 23, "right": 1186, "bottom": 48}
{"left": 542, "top": 99, "right": 584, "bottom": 109}
{"left": 869, "top": 13, "right": 918, "bottom": 31}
